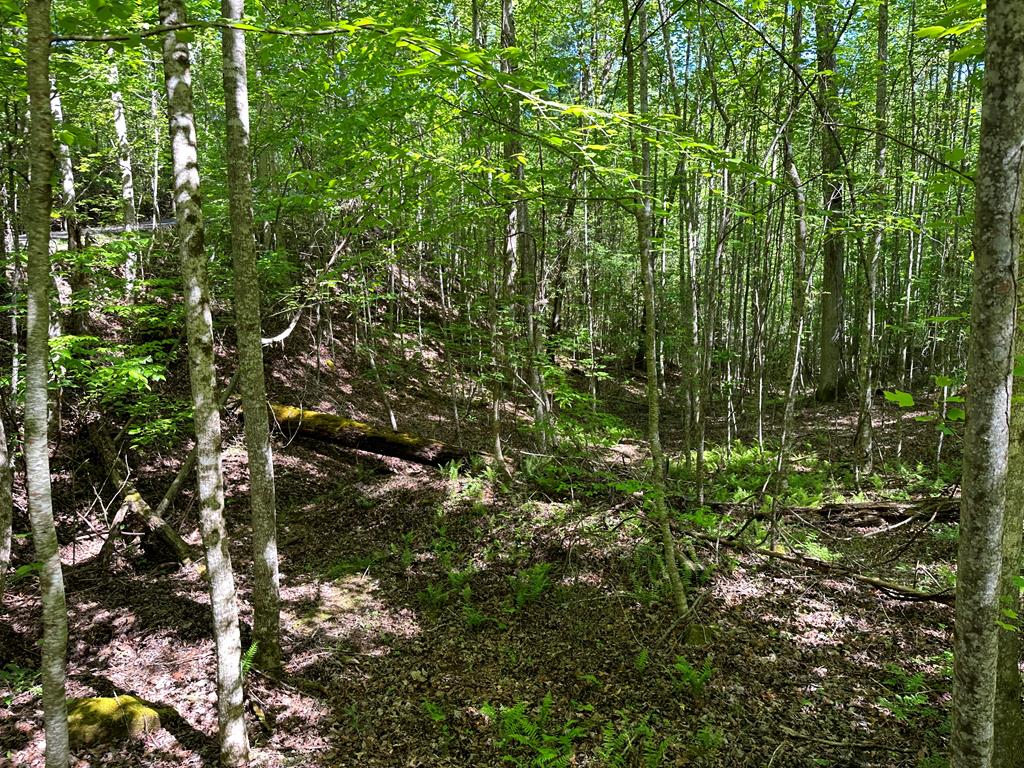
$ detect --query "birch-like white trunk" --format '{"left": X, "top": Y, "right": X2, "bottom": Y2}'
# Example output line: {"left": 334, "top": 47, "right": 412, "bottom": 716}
{"left": 108, "top": 53, "right": 139, "bottom": 297}
{"left": 26, "top": 1, "right": 70, "bottom": 765}
{"left": 159, "top": 0, "right": 250, "bottom": 763}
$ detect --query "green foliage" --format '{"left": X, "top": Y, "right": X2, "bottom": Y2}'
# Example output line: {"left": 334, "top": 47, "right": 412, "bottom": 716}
{"left": 241, "top": 642, "right": 259, "bottom": 679}
{"left": 883, "top": 389, "right": 915, "bottom": 408}
{"left": 688, "top": 725, "right": 725, "bottom": 756}
{"left": 422, "top": 699, "right": 450, "bottom": 739}
{"left": 793, "top": 532, "right": 841, "bottom": 563}
{"left": 482, "top": 693, "right": 585, "bottom": 767}
{"left": 669, "top": 654, "right": 713, "bottom": 697}
{"left": 878, "top": 663, "right": 938, "bottom": 724}
{"left": 8, "top": 561, "right": 42, "bottom": 585}
{"left": 596, "top": 713, "right": 669, "bottom": 768}
{"left": 1, "top": 663, "right": 42, "bottom": 705}
{"left": 418, "top": 580, "right": 451, "bottom": 611}
{"left": 509, "top": 562, "right": 553, "bottom": 610}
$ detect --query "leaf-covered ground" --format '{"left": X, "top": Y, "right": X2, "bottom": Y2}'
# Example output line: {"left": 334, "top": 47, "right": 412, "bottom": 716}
{"left": 1, "top": 347, "right": 961, "bottom": 768}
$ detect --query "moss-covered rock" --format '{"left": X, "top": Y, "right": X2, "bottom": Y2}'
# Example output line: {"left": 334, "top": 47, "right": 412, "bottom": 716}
{"left": 67, "top": 695, "right": 162, "bottom": 747}
{"left": 683, "top": 623, "right": 720, "bottom": 647}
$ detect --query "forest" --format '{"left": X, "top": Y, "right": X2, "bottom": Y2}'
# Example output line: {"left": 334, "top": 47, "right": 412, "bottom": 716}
{"left": 0, "top": 0, "right": 1021, "bottom": 765}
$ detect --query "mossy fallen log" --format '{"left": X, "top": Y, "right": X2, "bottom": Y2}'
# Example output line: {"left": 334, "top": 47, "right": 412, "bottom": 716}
{"left": 270, "top": 405, "right": 474, "bottom": 466}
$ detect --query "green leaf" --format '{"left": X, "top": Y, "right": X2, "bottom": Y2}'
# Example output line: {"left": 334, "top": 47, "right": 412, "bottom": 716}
{"left": 884, "top": 390, "right": 915, "bottom": 408}
{"left": 946, "top": 407, "right": 965, "bottom": 421}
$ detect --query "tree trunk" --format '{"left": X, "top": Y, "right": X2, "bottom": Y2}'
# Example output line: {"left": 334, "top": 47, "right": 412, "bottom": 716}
{"left": 221, "top": 0, "right": 282, "bottom": 675}
{"left": 270, "top": 405, "right": 476, "bottom": 466}
{"left": 159, "top": 1, "right": 250, "bottom": 764}
{"left": 815, "top": 0, "right": 846, "bottom": 401}
{"left": 854, "top": 0, "right": 887, "bottom": 475}
{"left": 0, "top": 411, "right": 10, "bottom": 604}
{"left": 951, "top": 1, "right": 1024, "bottom": 764}
{"left": 26, "top": 1, "right": 70, "bottom": 765}
{"left": 623, "top": 0, "right": 688, "bottom": 617}
{"left": 108, "top": 53, "right": 139, "bottom": 298}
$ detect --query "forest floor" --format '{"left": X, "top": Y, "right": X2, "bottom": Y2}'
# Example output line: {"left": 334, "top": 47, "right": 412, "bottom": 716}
{"left": 1, "top": 336, "right": 961, "bottom": 768}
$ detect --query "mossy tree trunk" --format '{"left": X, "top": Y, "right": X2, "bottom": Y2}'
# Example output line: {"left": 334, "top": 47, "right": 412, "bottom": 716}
{"left": 221, "top": 0, "right": 282, "bottom": 674}
{"left": 159, "top": 1, "right": 250, "bottom": 764}
{"left": 952, "top": 1, "right": 1024, "bottom": 764}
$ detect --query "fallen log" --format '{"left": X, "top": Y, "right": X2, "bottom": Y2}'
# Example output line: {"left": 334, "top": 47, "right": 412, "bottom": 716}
{"left": 90, "top": 423, "right": 198, "bottom": 566}
{"left": 689, "top": 529, "right": 953, "bottom": 605}
{"left": 269, "top": 404, "right": 474, "bottom": 467}
{"left": 693, "top": 496, "right": 960, "bottom": 526}
{"left": 792, "top": 496, "right": 960, "bottom": 525}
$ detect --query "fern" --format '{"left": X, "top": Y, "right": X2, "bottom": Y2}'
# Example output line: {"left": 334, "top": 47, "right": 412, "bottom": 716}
{"left": 484, "top": 693, "right": 584, "bottom": 767}
{"left": 595, "top": 714, "right": 668, "bottom": 768}
{"left": 670, "top": 654, "right": 713, "bottom": 696}
{"left": 241, "top": 642, "right": 259, "bottom": 679}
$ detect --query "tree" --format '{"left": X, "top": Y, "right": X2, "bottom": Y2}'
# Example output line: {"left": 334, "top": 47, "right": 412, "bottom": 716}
{"left": 221, "top": 0, "right": 282, "bottom": 673}
{"left": 159, "top": 0, "right": 250, "bottom": 763}
{"left": 622, "top": 0, "right": 688, "bottom": 617}
{"left": 951, "top": 0, "right": 1024, "bottom": 764}
{"left": 26, "top": 1, "right": 70, "bottom": 766}
{"left": 814, "top": 0, "right": 846, "bottom": 401}
{"left": 853, "top": 0, "right": 887, "bottom": 475}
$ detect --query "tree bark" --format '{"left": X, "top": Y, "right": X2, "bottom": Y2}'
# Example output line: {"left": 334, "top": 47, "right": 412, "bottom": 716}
{"left": 108, "top": 53, "right": 139, "bottom": 298}
{"left": 159, "top": 0, "right": 250, "bottom": 764}
{"left": 26, "top": 1, "right": 70, "bottom": 765}
{"left": 221, "top": 0, "right": 282, "bottom": 675}
{"left": 854, "top": 0, "right": 888, "bottom": 474}
{"left": 623, "top": 0, "right": 688, "bottom": 617}
{"left": 952, "top": 1, "right": 1024, "bottom": 764}
{"left": 815, "top": 0, "right": 846, "bottom": 401}
{"left": 0, "top": 410, "right": 10, "bottom": 604}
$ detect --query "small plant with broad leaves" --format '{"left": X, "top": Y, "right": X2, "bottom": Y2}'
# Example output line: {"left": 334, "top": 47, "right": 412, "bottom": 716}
{"left": 423, "top": 699, "right": 450, "bottom": 739}
{"left": 688, "top": 725, "right": 725, "bottom": 756}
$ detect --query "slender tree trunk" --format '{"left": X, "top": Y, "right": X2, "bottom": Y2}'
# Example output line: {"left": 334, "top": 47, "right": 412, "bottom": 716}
{"left": 221, "top": 0, "right": 281, "bottom": 674}
{"left": 815, "top": 0, "right": 846, "bottom": 401}
{"left": 854, "top": 0, "right": 888, "bottom": 475}
{"left": 500, "top": 0, "right": 546, "bottom": 446}
{"left": 951, "top": 1, "right": 1024, "bottom": 764}
{"left": 774, "top": 5, "right": 811, "bottom": 532}
{"left": 624, "top": 0, "right": 688, "bottom": 617}
{"left": 108, "top": 53, "right": 139, "bottom": 297}
{"left": 0, "top": 403, "right": 9, "bottom": 605}
{"left": 160, "top": 1, "right": 250, "bottom": 763}
{"left": 26, "top": 1, "right": 70, "bottom": 764}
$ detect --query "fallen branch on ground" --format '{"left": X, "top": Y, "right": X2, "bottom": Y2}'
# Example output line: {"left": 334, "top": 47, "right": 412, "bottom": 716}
{"left": 688, "top": 529, "right": 954, "bottom": 605}
{"left": 694, "top": 496, "right": 959, "bottom": 526}
{"left": 90, "top": 423, "right": 198, "bottom": 566}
